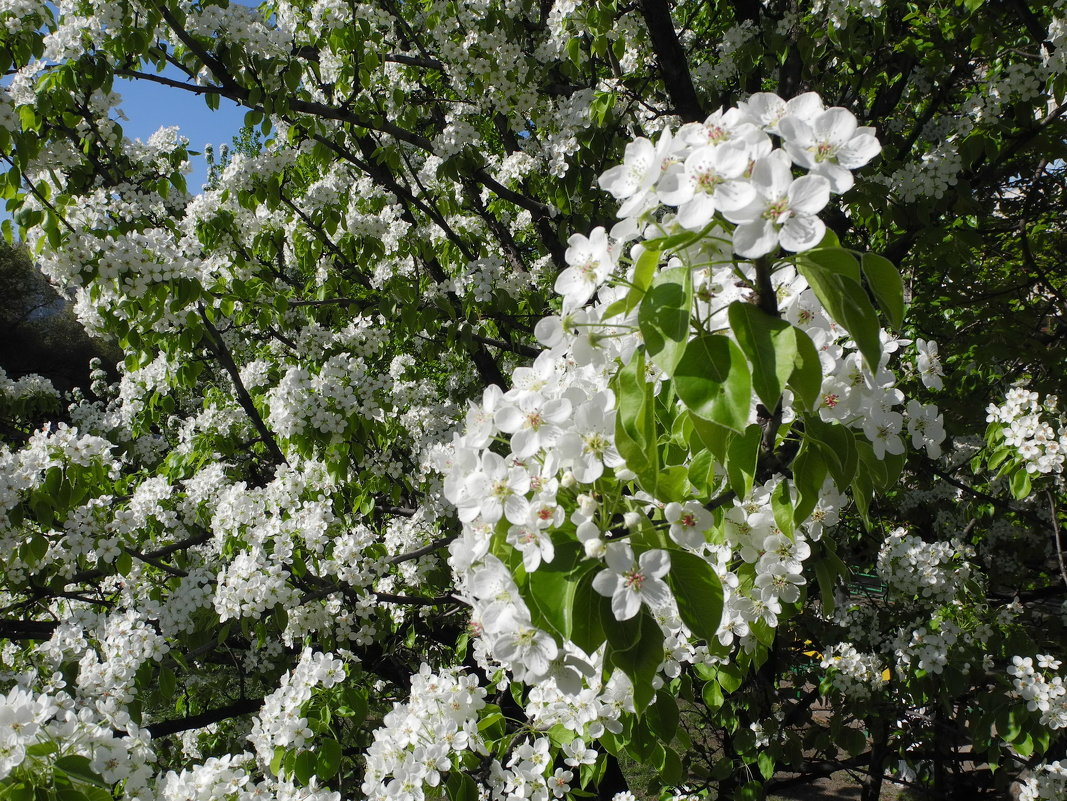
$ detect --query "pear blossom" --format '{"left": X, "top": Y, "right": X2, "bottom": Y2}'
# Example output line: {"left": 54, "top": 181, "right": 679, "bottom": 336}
{"left": 592, "top": 543, "right": 671, "bottom": 621}
{"left": 598, "top": 131, "right": 674, "bottom": 217}
{"left": 915, "top": 338, "right": 944, "bottom": 390}
{"left": 663, "top": 501, "right": 713, "bottom": 549}
{"left": 779, "top": 106, "right": 882, "bottom": 193}
{"left": 656, "top": 142, "right": 756, "bottom": 230}
{"left": 554, "top": 227, "right": 614, "bottom": 310}
{"left": 725, "top": 150, "right": 830, "bottom": 257}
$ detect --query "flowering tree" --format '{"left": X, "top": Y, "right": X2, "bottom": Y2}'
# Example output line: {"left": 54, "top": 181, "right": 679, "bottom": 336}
{"left": 1, "top": 1, "right": 1066, "bottom": 800}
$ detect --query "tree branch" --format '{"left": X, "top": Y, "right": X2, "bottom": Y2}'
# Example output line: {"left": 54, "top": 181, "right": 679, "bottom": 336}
{"left": 637, "top": 0, "right": 705, "bottom": 122}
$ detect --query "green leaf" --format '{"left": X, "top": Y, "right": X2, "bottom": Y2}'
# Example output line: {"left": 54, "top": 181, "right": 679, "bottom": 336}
{"left": 1010, "top": 468, "right": 1032, "bottom": 499}
{"left": 158, "top": 666, "right": 176, "bottom": 701}
{"left": 728, "top": 301, "right": 797, "bottom": 412}
{"left": 316, "top": 739, "right": 342, "bottom": 781}
{"left": 647, "top": 692, "right": 679, "bottom": 742}
{"left": 613, "top": 350, "right": 655, "bottom": 476}
{"left": 115, "top": 550, "right": 133, "bottom": 576}
{"left": 270, "top": 747, "right": 286, "bottom": 777}
{"left": 665, "top": 549, "right": 724, "bottom": 643}
{"left": 674, "top": 335, "right": 752, "bottom": 433}
{"left": 702, "top": 679, "right": 724, "bottom": 710}
{"left": 525, "top": 541, "right": 595, "bottom": 641}
{"left": 726, "top": 424, "right": 762, "bottom": 500}
{"left": 716, "top": 662, "right": 744, "bottom": 693}
{"left": 861, "top": 252, "right": 905, "bottom": 329}
{"left": 639, "top": 266, "right": 692, "bottom": 376}
{"left": 795, "top": 258, "right": 882, "bottom": 372}
{"left": 601, "top": 606, "right": 664, "bottom": 709}
{"left": 569, "top": 572, "right": 607, "bottom": 655}
{"left": 789, "top": 326, "right": 823, "bottom": 412}
{"left": 802, "top": 417, "right": 857, "bottom": 490}
{"left": 606, "top": 247, "right": 661, "bottom": 319}
{"left": 293, "top": 750, "right": 316, "bottom": 785}
{"left": 757, "top": 750, "right": 775, "bottom": 779}
{"left": 446, "top": 768, "right": 479, "bottom": 801}
{"left": 790, "top": 444, "right": 827, "bottom": 524}
{"left": 770, "top": 480, "right": 794, "bottom": 537}
{"left": 839, "top": 727, "right": 867, "bottom": 756}
{"left": 734, "top": 781, "right": 765, "bottom": 801}
{"left": 54, "top": 756, "right": 108, "bottom": 789}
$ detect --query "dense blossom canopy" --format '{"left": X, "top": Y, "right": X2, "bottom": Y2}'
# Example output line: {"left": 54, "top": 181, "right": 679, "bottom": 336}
{"left": 1, "top": 1, "right": 1066, "bottom": 800}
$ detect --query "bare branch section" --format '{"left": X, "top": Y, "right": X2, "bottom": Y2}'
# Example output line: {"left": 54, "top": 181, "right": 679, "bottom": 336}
{"left": 199, "top": 310, "right": 289, "bottom": 467}
{"left": 637, "top": 0, "right": 704, "bottom": 122}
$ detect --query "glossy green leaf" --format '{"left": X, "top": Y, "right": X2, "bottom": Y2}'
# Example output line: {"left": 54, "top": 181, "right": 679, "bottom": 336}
{"left": 54, "top": 756, "right": 108, "bottom": 789}
{"left": 728, "top": 301, "right": 797, "bottom": 411}
{"left": 796, "top": 259, "right": 882, "bottom": 372}
{"left": 601, "top": 605, "right": 664, "bottom": 709}
{"left": 674, "top": 334, "right": 752, "bottom": 433}
{"left": 702, "top": 679, "right": 724, "bottom": 710}
{"left": 789, "top": 326, "right": 823, "bottom": 412}
{"left": 664, "top": 549, "right": 724, "bottom": 643}
{"left": 446, "top": 770, "right": 479, "bottom": 801}
{"left": 639, "top": 266, "right": 692, "bottom": 376}
{"left": 569, "top": 573, "right": 607, "bottom": 655}
{"left": 802, "top": 416, "right": 857, "bottom": 490}
{"left": 726, "top": 423, "right": 762, "bottom": 500}
{"left": 613, "top": 350, "right": 656, "bottom": 478}
{"left": 770, "top": 479, "right": 794, "bottom": 537}
{"left": 861, "top": 252, "right": 905, "bottom": 329}
{"left": 293, "top": 750, "right": 316, "bottom": 785}
{"left": 525, "top": 541, "right": 595, "bottom": 641}
{"left": 316, "top": 738, "right": 342, "bottom": 781}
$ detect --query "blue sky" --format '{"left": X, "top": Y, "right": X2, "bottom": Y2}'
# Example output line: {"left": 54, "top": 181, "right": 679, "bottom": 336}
{"left": 115, "top": 66, "right": 247, "bottom": 192}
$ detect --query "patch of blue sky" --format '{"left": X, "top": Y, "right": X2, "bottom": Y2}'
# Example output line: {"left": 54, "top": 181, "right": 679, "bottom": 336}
{"left": 114, "top": 63, "right": 246, "bottom": 192}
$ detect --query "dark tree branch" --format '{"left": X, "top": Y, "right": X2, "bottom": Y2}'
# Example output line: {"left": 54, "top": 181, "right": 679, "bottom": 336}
{"left": 0, "top": 619, "right": 60, "bottom": 640}
{"left": 142, "top": 697, "right": 264, "bottom": 738}
{"left": 637, "top": 0, "right": 705, "bottom": 122}
{"left": 199, "top": 310, "right": 289, "bottom": 467}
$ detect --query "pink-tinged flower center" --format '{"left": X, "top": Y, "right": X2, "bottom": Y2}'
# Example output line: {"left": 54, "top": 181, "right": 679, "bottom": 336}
{"left": 492, "top": 479, "right": 513, "bottom": 499}
{"left": 696, "top": 170, "right": 722, "bottom": 192}
{"left": 526, "top": 411, "right": 544, "bottom": 429}
{"left": 681, "top": 513, "right": 696, "bottom": 528}
{"left": 823, "top": 393, "right": 840, "bottom": 408}
{"left": 705, "top": 124, "right": 727, "bottom": 143}
{"left": 468, "top": 620, "right": 484, "bottom": 637}
{"left": 537, "top": 507, "right": 553, "bottom": 520}
{"left": 624, "top": 569, "right": 646, "bottom": 591}
{"left": 763, "top": 197, "right": 791, "bottom": 221}
{"left": 815, "top": 142, "right": 835, "bottom": 161}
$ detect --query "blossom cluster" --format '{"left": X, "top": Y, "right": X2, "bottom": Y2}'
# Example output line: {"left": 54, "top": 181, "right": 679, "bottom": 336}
{"left": 438, "top": 94, "right": 950, "bottom": 720}
{"left": 361, "top": 665, "right": 488, "bottom": 801}
{"left": 247, "top": 649, "right": 346, "bottom": 768}
{"left": 1007, "top": 655, "right": 1067, "bottom": 730}
{"left": 0, "top": 681, "right": 155, "bottom": 794}
{"left": 820, "top": 642, "right": 889, "bottom": 700}
{"left": 986, "top": 387, "right": 1067, "bottom": 475}
{"left": 158, "top": 752, "right": 341, "bottom": 801}
{"left": 1018, "top": 760, "right": 1067, "bottom": 801}
{"left": 876, "top": 528, "right": 974, "bottom": 605}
